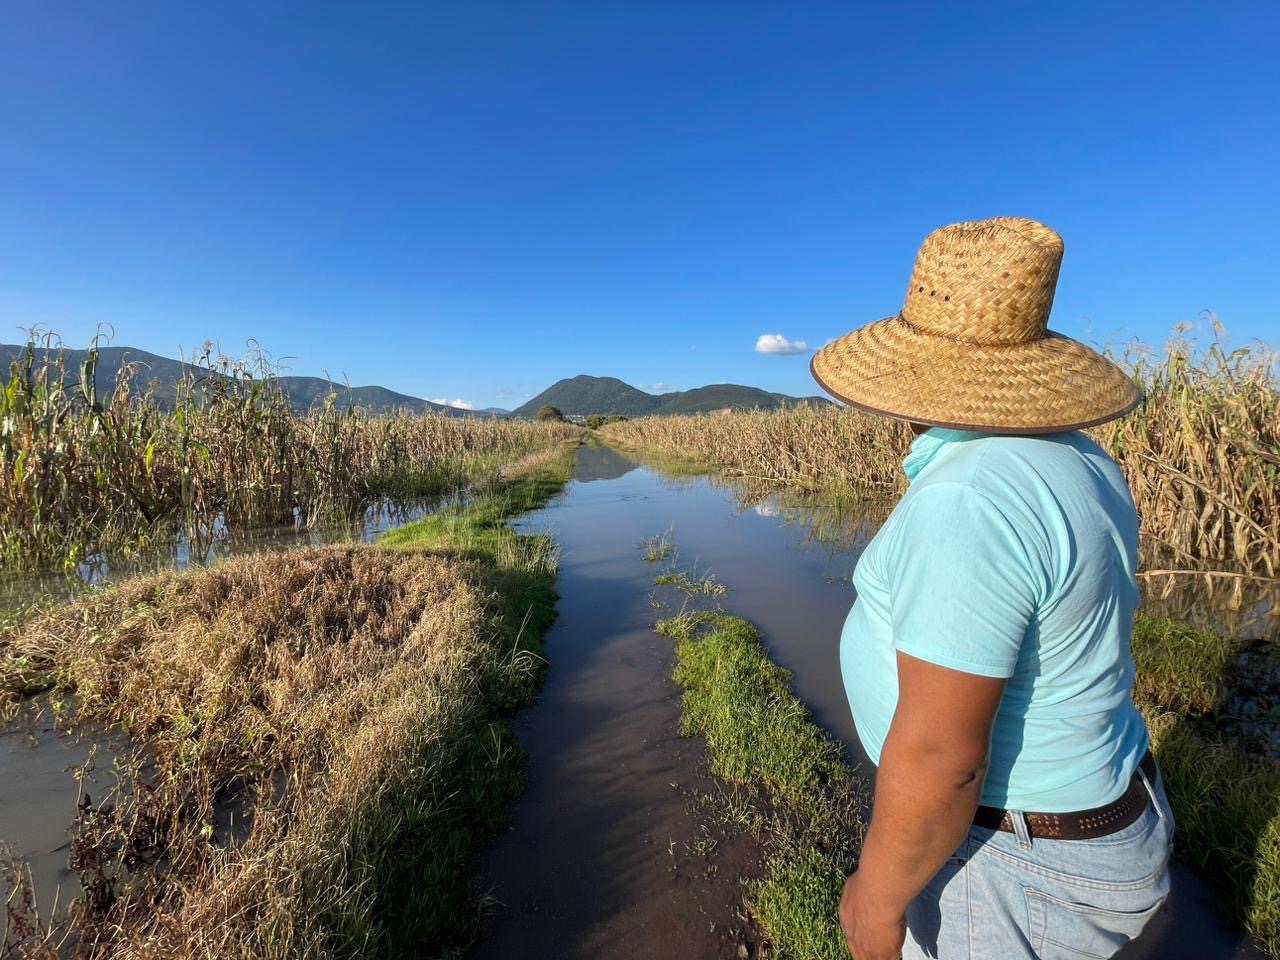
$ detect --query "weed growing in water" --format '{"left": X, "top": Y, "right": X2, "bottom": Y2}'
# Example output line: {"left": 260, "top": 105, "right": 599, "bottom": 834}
{"left": 654, "top": 568, "right": 727, "bottom": 598}
{"left": 641, "top": 528, "right": 674, "bottom": 563}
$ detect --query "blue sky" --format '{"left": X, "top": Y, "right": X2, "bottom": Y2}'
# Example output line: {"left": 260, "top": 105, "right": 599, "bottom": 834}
{"left": 2, "top": 2, "right": 1277, "bottom": 410}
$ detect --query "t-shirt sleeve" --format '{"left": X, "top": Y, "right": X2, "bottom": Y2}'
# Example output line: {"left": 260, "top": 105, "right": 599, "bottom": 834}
{"left": 886, "top": 482, "right": 1038, "bottom": 679}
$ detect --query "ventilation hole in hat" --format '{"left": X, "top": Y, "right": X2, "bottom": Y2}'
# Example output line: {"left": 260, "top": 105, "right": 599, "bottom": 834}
{"left": 917, "top": 286, "right": 924, "bottom": 292}
{"left": 944, "top": 295, "right": 950, "bottom": 301}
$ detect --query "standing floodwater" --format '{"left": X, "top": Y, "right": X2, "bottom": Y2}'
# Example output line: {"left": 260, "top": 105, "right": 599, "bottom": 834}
{"left": 473, "top": 444, "right": 1267, "bottom": 960}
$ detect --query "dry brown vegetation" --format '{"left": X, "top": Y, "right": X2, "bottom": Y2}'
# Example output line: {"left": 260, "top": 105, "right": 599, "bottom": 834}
{"left": 603, "top": 332, "right": 1279, "bottom": 575}
{"left": 0, "top": 338, "right": 578, "bottom": 572}
{"left": 1, "top": 449, "right": 572, "bottom": 959}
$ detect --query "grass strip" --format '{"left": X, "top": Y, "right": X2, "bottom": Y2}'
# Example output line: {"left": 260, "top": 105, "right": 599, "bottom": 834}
{"left": 656, "top": 605, "right": 1280, "bottom": 958}
{"left": 1131, "top": 615, "right": 1280, "bottom": 956}
{"left": 655, "top": 610, "right": 867, "bottom": 960}
{"left": 1, "top": 442, "right": 576, "bottom": 959}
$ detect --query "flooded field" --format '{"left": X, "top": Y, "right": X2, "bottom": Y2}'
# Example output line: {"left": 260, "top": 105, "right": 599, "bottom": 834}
{"left": 477, "top": 444, "right": 1273, "bottom": 959}
{"left": 2, "top": 442, "right": 1274, "bottom": 957}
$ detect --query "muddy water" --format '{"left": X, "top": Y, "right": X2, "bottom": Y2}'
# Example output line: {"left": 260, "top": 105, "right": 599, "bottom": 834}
{"left": 0, "top": 704, "right": 128, "bottom": 919}
{"left": 474, "top": 444, "right": 1269, "bottom": 959}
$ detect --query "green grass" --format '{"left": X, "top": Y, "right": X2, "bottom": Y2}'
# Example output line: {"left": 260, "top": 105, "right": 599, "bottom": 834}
{"left": 654, "top": 601, "right": 1280, "bottom": 959}
{"left": 640, "top": 528, "right": 673, "bottom": 563}
{"left": 655, "top": 610, "right": 866, "bottom": 960}
{"left": 1147, "top": 715, "right": 1280, "bottom": 956}
{"left": 1130, "top": 614, "right": 1280, "bottom": 956}
{"left": 653, "top": 568, "right": 726, "bottom": 598}
{"left": 1130, "top": 615, "right": 1236, "bottom": 715}
{"left": 381, "top": 446, "right": 572, "bottom": 561}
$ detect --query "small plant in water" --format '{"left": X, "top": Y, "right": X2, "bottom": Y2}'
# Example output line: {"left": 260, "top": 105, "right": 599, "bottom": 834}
{"left": 640, "top": 528, "right": 674, "bottom": 563}
{"left": 654, "top": 567, "right": 727, "bottom": 598}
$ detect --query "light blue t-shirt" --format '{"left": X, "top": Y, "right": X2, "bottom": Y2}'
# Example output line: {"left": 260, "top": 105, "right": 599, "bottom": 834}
{"left": 840, "top": 428, "right": 1150, "bottom": 812}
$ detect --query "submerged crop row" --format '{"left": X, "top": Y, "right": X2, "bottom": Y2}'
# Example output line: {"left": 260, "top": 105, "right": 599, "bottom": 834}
{"left": 604, "top": 330, "right": 1280, "bottom": 575}
{"left": 0, "top": 339, "right": 579, "bottom": 572}
{"left": 0, "top": 446, "right": 576, "bottom": 959}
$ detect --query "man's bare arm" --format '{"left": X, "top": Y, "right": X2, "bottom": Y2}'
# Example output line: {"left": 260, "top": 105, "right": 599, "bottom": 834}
{"left": 839, "top": 651, "right": 1005, "bottom": 959}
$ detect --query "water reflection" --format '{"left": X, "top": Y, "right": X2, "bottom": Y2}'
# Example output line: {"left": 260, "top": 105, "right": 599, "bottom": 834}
{"left": 1139, "top": 564, "right": 1278, "bottom": 642}
{"left": 571, "top": 443, "right": 640, "bottom": 482}
{"left": 0, "top": 491, "right": 462, "bottom": 612}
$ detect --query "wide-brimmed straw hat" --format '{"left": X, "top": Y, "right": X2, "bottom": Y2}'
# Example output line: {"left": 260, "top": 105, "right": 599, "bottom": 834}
{"left": 810, "top": 217, "right": 1142, "bottom": 433}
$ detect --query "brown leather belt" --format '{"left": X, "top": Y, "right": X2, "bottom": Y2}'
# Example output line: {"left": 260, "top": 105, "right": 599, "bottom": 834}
{"left": 973, "top": 751, "right": 1158, "bottom": 841}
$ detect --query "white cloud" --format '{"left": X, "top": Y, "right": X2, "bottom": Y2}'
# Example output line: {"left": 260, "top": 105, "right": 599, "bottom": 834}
{"left": 645, "top": 381, "right": 677, "bottom": 393}
{"left": 753, "top": 495, "right": 783, "bottom": 518}
{"left": 755, "top": 333, "right": 809, "bottom": 355}
{"left": 430, "top": 397, "right": 475, "bottom": 410}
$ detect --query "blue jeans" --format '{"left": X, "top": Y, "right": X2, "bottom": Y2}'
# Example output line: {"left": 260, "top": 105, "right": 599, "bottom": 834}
{"left": 903, "top": 769, "right": 1174, "bottom": 959}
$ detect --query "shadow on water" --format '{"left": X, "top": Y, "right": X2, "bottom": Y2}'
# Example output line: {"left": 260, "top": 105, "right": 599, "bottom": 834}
{"left": 474, "top": 444, "right": 1271, "bottom": 959}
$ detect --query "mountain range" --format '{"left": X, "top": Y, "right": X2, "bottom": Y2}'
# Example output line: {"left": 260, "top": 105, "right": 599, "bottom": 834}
{"left": 1, "top": 343, "right": 829, "bottom": 418}
{"left": 511, "top": 375, "right": 830, "bottom": 418}
{"left": 0, "top": 343, "right": 485, "bottom": 417}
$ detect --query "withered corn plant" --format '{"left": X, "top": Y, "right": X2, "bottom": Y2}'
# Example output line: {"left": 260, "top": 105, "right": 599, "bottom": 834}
{"left": 0, "top": 335, "right": 578, "bottom": 572}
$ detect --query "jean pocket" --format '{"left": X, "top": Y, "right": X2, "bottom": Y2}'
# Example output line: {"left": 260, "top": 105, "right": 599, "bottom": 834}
{"left": 1024, "top": 886, "right": 1165, "bottom": 959}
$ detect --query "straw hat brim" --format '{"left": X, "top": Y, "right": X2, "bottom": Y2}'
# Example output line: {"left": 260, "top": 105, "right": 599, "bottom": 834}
{"left": 810, "top": 316, "right": 1143, "bottom": 434}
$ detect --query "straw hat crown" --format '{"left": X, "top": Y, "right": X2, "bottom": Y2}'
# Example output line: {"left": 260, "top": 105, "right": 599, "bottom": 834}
{"left": 903, "top": 217, "right": 1062, "bottom": 346}
{"left": 810, "top": 216, "right": 1142, "bottom": 433}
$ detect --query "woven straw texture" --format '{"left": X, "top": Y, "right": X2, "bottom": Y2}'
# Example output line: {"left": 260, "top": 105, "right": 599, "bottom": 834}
{"left": 811, "top": 217, "right": 1142, "bottom": 432}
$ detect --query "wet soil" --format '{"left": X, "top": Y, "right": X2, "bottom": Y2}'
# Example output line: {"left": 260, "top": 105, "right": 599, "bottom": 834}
{"left": 1200, "top": 640, "right": 1280, "bottom": 761}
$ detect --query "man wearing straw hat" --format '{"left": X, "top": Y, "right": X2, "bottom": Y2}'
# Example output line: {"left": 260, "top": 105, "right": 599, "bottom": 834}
{"left": 811, "top": 217, "right": 1172, "bottom": 960}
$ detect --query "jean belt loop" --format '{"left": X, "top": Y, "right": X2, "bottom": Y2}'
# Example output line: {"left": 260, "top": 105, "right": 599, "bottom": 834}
{"left": 1009, "top": 810, "right": 1033, "bottom": 850}
{"left": 1136, "top": 765, "right": 1165, "bottom": 822}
